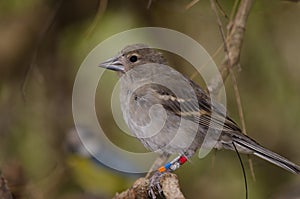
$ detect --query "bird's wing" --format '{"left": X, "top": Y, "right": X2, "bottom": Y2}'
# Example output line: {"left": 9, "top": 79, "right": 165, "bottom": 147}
{"left": 150, "top": 81, "right": 241, "bottom": 133}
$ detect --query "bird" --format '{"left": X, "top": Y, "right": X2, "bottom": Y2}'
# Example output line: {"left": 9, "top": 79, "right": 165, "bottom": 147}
{"left": 99, "top": 43, "right": 300, "bottom": 176}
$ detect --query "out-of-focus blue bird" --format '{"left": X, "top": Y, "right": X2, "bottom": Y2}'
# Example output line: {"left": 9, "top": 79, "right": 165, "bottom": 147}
{"left": 64, "top": 126, "right": 140, "bottom": 197}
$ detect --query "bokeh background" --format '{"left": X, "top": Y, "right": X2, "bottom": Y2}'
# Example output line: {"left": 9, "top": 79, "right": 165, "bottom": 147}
{"left": 1, "top": 0, "right": 300, "bottom": 199}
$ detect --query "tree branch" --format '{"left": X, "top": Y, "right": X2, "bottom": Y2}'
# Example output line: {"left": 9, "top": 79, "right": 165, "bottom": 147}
{"left": 113, "top": 173, "right": 185, "bottom": 199}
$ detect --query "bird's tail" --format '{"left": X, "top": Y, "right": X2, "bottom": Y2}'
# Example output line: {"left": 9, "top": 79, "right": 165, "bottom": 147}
{"left": 232, "top": 136, "right": 300, "bottom": 175}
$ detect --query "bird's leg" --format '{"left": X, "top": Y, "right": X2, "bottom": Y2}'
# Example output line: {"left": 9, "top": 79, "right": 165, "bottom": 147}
{"left": 146, "top": 153, "right": 170, "bottom": 179}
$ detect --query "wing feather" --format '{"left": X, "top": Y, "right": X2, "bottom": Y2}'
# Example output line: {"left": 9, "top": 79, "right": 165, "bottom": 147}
{"left": 150, "top": 80, "right": 241, "bottom": 133}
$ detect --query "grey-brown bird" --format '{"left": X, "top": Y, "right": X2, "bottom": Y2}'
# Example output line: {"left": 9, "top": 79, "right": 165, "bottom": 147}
{"left": 99, "top": 43, "right": 300, "bottom": 175}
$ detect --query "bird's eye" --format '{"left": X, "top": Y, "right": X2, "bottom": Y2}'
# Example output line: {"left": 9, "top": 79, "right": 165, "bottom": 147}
{"left": 129, "top": 55, "right": 138, "bottom": 63}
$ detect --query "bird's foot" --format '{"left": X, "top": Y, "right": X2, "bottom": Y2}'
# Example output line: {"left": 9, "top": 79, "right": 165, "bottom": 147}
{"left": 148, "top": 171, "right": 167, "bottom": 199}
{"left": 148, "top": 155, "right": 188, "bottom": 198}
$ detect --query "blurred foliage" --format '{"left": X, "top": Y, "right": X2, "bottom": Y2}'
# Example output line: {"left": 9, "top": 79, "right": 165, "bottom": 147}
{"left": 0, "top": 0, "right": 300, "bottom": 199}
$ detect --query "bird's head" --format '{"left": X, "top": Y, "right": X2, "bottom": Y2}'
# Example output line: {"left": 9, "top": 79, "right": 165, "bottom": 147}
{"left": 99, "top": 44, "right": 168, "bottom": 74}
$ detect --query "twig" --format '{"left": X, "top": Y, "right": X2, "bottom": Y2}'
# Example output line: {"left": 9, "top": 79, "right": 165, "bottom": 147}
{"left": 230, "top": 68, "right": 256, "bottom": 180}
{"left": 208, "top": 0, "right": 254, "bottom": 93}
{"left": 209, "top": 0, "right": 228, "bottom": 53}
{"left": 190, "top": 43, "right": 223, "bottom": 80}
{"left": 85, "top": 0, "right": 108, "bottom": 38}
{"left": 20, "top": 0, "right": 63, "bottom": 101}
{"left": 229, "top": 0, "right": 240, "bottom": 22}
{"left": 229, "top": 68, "right": 246, "bottom": 134}
{"left": 147, "top": 0, "right": 153, "bottom": 9}
{"left": 226, "top": 0, "right": 253, "bottom": 68}
{"left": 232, "top": 142, "right": 248, "bottom": 199}
{"left": 215, "top": 0, "right": 229, "bottom": 19}
{"left": 185, "top": 0, "right": 200, "bottom": 10}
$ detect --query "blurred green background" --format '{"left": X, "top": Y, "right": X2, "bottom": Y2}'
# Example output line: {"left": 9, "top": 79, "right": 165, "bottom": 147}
{"left": 1, "top": 0, "right": 300, "bottom": 199}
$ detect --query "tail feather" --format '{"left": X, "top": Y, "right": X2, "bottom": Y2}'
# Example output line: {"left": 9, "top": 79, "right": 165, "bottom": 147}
{"left": 233, "top": 137, "right": 300, "bottom": 175}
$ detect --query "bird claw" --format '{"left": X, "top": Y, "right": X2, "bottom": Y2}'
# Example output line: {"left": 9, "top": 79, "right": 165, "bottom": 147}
{"left": 148, "top": 171, "right": 166, "bottom": 199}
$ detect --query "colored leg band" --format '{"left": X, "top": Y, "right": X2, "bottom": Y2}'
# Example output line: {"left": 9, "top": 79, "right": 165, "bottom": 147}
{"left": 157, "top": 155, "right": 188, "bottom": 173}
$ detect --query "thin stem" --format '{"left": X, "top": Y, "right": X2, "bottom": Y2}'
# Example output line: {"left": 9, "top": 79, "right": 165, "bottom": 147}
{"left": 232, "top": 141, "right": 248, "bottom": 199}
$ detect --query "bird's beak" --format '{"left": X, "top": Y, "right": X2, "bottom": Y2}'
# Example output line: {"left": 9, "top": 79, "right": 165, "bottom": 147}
{"left": 98, "top": 56, "right": 125, "bottom": 72}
